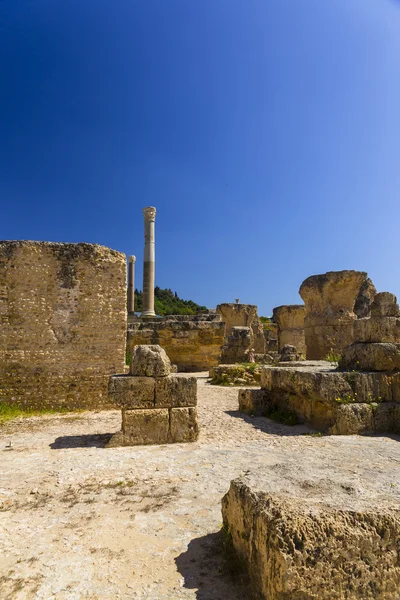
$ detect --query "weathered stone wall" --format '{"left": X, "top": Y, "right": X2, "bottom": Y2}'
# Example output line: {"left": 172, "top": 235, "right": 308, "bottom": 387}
{"left": 216, "top": 303, "right": 266, "bottom": 353}
{"left": 299, "top": 270, "right": 374, "bottom": 360}
{"left": 220, "top": 326, "right": 252, "bottom": 364}
{"left": 272, "top": 304, "right": 305, "bottom": 354}
{"left": 127, "top": 315, "right": 224, "bottom": 372}
{"left": 0, "top": 241, "right": 126, "bottom": 409}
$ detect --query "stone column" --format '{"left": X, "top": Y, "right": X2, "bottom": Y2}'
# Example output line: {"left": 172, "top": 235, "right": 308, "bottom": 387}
{"left": 141, "top": 206, "right": 156, "bottom": 318}
{"left": 127, "top": 255, "right": 136, "bottom": 314}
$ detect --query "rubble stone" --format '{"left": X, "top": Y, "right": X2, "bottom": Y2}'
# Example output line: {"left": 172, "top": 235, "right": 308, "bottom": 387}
{"left": 130, "top": 344, "right": 171, "bottom": 377}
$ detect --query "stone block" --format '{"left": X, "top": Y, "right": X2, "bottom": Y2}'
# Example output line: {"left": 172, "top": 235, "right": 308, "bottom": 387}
{"left": 170, "top": 407, "right": 199, "bottom": 442}
{"left": 340, "top": 342, "right": 400, "bottom": 371}
{"left": 238, "top": 388, "right": 271, "bottom": 415}
{"left": 329, "top": 403, "right": 373, "bottom": 435}
{"left": 108, "top": 375, "right": 155, "bottom": 408}
{"left": 222, "top": 468, "right": 400, "bottom": 600}
{"left": 121, "top": 408, "right": 170, "bottom": 445}
{"left": 354, "top": 317, "right": 400, "bottom": 344}
{"left": 154, "top": 375, "right": 197, "bottom": 408}
{"left": 130, "top": 344, "right": 171, "bottom": 377}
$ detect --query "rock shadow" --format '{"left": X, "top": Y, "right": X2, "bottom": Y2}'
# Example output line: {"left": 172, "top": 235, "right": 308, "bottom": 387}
{"left": 175, "top": 530, "right": 249, "bottom": 600}
{"left": 49, "top": 433, "right": 114, "bottom": 449}
{"left": 226, "top": 410, "right": 315, "bottom": 436}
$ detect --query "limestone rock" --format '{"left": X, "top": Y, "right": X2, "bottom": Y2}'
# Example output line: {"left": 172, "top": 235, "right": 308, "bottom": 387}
{"left": 354, "top": 277, "right": 376, "bottom": 318}
{"left": 216, "top": 303, "right": 266, "bottom": 354}
{"left": 272, "top": 305, "right": 306, "bottom": 354}
{"left": 340, "top": 342, "right": 400, "bottom": 371}
{"left": 329, "top": 403, "right": 374, "bottom": 435}
{"left": 222, "top": 467, "right": 400, "bottom": 599}
{"left": 107, "top": 408, "right": 170, "bottom": 446}
{"left": 170, "top": 407, "right": 199, "bottom": 442}
{"left": 154, "top": 376, "right": 197, "bottom": 408}
{"left": 371, "top": 292, "right": 400, "bottom": 317}
{"left": 238, "top": 388, "right": 270, "bottom": 414}
{"left": 130, "top": 344, "right": 171, "bottom": 377}
{"left": 108, "top": 375, "right": 155, "bottom": 408}
{"left": 220, "top": 326, "right": 252, "bottom": 364}
{"left": 354, "top": 316, "right": 400, "bottom": 344}
{"left": 299, "top": 270, "right": 372, "bottom": 359}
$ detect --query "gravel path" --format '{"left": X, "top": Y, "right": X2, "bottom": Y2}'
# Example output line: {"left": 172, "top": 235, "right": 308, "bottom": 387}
{"left": 1, "top": 374, "right": 400, "bottom": 599}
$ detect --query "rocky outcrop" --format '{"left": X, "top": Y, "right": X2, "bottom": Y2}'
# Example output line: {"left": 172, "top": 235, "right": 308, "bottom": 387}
{"left": 0, "top": 241, "right": 126, "bottom": 409}
{"left": 108, "top": 345, "right": 198, "bottom": 446}
{"left": 272, "top": 305, "right": 305, "bottom": 354}
{"left": 299, "top": 270, "right": 373, "bottom": 359}
{"left": 127, "top": 315, "right": 225, "bottom": 372}
{"left": 222, "top": 466, "right": 400, "bottom": 599}
{"left": 216, "top": 303, "right": 266, "bottom": 354}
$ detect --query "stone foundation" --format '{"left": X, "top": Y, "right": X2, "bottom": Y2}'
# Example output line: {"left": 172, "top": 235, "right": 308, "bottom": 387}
{"left": 127, "top": 315, "right": 224, "bottom": 372}
{"left": 222, "top": 466, "right": 400, "bottom": 599}
{"left": 0, "top": 241, "right": 126, "bottom": 410}
{"left": 108, "top": 345, "right": 199, "bottom": 446}
{"left": 239, "top": 362, "right": 400, "bottom": 434}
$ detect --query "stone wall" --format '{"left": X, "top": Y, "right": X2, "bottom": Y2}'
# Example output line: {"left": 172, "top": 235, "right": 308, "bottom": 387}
{"left": 127, "top": 315, "right": 225, "bottom": 372}
{"left": 299, "top": 270, "right": 375, "bottom": 360}
{"left": 272, "top": 304, "right": 305, "bottom": 354}
{"left": 0, "top": 241, "right": 127, "bottom": 409}
{"left": 216, "top": 303, "right": 266, "bottom": 353}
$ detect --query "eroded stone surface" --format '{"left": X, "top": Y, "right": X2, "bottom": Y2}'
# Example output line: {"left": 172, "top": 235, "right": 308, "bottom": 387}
{"left": 155, "top": 376, "right": 197, "bottom": 408}
{"left": 222, "top": 465, "right": 400, "bottom": 600}
{"left": 108, "top": 375, "right": 155, "bottom": 408}
{"left": 340, "top": 342, "right": 400, "bottom": 372}
{"left": 0, "top": 241, "right": 126, "bottom": 410}
{"left": 299, "top": 270, "right": 371, "bottom": 359}
{"left": 272, "top": 305, "right": 306, "bottom": 354}
{"left": 170, "top": 407, "right": 199, "bottom": 442}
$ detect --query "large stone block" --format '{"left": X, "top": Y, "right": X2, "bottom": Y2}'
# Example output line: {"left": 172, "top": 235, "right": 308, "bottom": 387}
{"left": 108, "top": 375, "right": 155, "bottom": 408}
{"left": 170, "top": 407, "right": 199, "bottom": 442}
{"left": 154, "top": 375, "right": 197, "bottom": 408}
{"left": 121, "top": 408, "right": 170, "bottom": 445}
{"left": 329, "top": 403, "right": 373, "bottom": 435}
{"left": 130, "top": 344, "right": 171, "bottom": 377}
{"left": 238, "top": 388, "right": 270, "bottom": 414}
{"left": 299, "top": 270, "right": 372, "bottom": 359}
{"left": 340, "top": 342, "right": 400, "bottom": 372}
{"left": 222, "top": 467, "right": 400, "bottom": 600}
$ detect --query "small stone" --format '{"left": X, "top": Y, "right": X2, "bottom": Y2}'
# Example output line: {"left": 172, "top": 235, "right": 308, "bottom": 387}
{"left": 130, "top": 345, "right": 172, "bottom": 377}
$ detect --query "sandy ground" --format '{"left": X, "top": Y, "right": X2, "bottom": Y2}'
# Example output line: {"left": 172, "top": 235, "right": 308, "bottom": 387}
{"left": 1, "top": 374, "right": 400, "bottom": 600}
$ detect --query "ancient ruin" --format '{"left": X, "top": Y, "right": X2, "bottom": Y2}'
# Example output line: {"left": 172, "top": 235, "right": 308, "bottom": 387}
{"left": 141, "top": 206, "right": 156, "bottom": 318}
{"left": 127, "top": 255, "right": 136, "bottom": 314}
{"left": 272, "top": 304, "right": 305, "bottom": 354}
{"left": 108, "top": 345, "right": 198, "bottom": 446}
{"left": 0, "top": 240, "right": 126, "bottom": 409}
{"left": 299, "top": 270, "right": 375, "bottom": 360}
{"left": 216, "top": 303, "right": 266, "bottom": 354}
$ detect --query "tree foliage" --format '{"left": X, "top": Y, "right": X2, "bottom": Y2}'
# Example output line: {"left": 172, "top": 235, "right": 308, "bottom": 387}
{"left": 134, "top": 287, "right": 207, "bottom": 316}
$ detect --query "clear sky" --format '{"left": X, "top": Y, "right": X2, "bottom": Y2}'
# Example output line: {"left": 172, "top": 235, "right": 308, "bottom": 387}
{"left": 1, "top": 0, "right": 399, "bottom": 315}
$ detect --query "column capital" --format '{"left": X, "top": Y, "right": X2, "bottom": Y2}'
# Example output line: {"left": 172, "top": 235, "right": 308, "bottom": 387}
{"left": 143, "top": 206, "right": 156, "bottom": 222}
{"left": 128, "top": 255, "right": 136, "bottom": 263}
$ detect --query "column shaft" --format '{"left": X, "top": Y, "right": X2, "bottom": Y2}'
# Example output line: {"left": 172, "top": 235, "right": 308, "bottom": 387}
{"left": 141, "top": 207, "right": 156, "bottom": 317}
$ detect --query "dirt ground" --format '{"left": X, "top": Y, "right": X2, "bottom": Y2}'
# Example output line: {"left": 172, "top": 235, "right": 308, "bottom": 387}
{"left": 1, "top": 374, "right": 400, "bottom": 600}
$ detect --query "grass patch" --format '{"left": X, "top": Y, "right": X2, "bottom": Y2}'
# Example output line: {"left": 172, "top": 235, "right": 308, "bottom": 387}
{"left": 0, "top": 403, "right": 80, "bottom": 424}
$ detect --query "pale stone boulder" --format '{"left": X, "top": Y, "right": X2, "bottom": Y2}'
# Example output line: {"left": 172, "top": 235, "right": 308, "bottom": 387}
{"left": 130, "top": 344, "right": 171, "bottom": 377}
{"left": 222, "top": 466, "right": 400, "bottom": 599}
{"left": 154, "top": 376, "right": 197, "bottom": 408}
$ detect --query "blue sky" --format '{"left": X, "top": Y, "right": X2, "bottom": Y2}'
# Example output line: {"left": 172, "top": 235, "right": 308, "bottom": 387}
{"left": 1, "top": 0, "right": 399, "bottom": 315}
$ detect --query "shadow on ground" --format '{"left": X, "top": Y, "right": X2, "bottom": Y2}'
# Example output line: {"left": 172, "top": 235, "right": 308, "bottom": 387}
{"left": 175, "top": 530, "right": 249, "bottom": 600}
{"left": 226, "top": 410, "right": 314, "bottom": 436}
{"left": 50, "top": 433, "right": 113, "bottom": 449}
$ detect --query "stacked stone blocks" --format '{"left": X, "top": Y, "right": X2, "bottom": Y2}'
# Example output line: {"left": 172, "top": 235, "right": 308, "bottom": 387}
{"left": 108, "top": 345, "right": 198, "bottom": 446}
